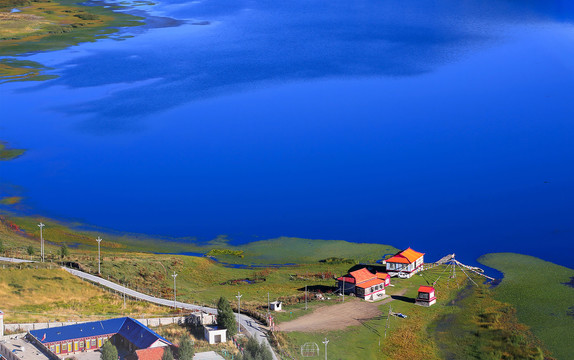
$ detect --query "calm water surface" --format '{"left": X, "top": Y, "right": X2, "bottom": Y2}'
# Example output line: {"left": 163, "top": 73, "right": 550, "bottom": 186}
{"left": 1, "top": 0, "right": 573, "bottom": 268}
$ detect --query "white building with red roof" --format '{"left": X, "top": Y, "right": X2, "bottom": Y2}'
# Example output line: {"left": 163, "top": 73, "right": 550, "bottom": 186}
{"left": 337, "top": 268, "right": 387, "bottom": 301}
{"left": 385, "top": 247, "right": 425, "bottom": 278}
{"left": 415, "top": 286, "right": 437, "bottom": 306}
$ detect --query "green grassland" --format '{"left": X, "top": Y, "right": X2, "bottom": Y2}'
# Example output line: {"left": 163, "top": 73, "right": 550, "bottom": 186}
{"left": 479, "top": 253, "right": 574, "bottom": 360}
{"left": 0, "top": 204, "right": 570, "bottom": 359}
{"left": 279, "top": 267, "right": 474, "bottom": 360}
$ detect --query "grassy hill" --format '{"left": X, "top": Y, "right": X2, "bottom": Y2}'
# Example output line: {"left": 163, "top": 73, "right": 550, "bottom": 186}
{"left": 0, "top": 266, "right": 169, "bottom": 324}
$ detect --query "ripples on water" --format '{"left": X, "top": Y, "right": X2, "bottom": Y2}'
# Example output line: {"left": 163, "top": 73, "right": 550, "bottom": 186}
{"left": 1, "top": 0, "right": 573, "bottom": 268}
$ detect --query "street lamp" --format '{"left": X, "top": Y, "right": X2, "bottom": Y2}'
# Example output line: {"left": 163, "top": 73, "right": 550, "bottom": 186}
{"left": 96, "top": 237, "right": 102, "bottom": 274}
{"left": 322, "top": 337, "right": 329, "bottom": 360}
{"left": 171, "top": 271, "right": 178, "bottom": 310}
{"left": 38, "top": 223, "right": 45, "bottom": 262}
{"left": 235, "top": 291, "right": 242, "bottom": 333}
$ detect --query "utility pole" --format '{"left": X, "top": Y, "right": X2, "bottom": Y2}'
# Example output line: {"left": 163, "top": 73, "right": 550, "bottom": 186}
{"left": 38, "top": 223, "right": 45, "bottom": 262}
{"left": 172, "top": 271, "right": 178, "bottom": 310}
{"left": 267, "top": 292, "right": 270, "bottom": 319}
{"left": 385, "top": 304, "right": 392, "bottom": 338}
{"left": 236, "top": 291, "right": 242, "bottom": 333}
{"left": 305, "top": 285, "right": 308, "bottom": 310}
{"left": 342, "top": 276, "right": 345, "bottom": 302}
{"left": 96, "top": 237, "right": 102, "bottom": 274}
{"left": 322, "top": 337, "right": 329, "bottom": 360}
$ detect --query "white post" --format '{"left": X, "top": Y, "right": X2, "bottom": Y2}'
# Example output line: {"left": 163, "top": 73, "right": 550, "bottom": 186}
{"left": 38, "top": 223, "right": 45, "bottom": 262}
{"left": 305, "top": 285, "right": 308, "bottom": 310}
{"left": 235, "top": 292, "right": 242, "bottom": 333}
{"left": 342, "top": 276, "right": 345, "bottom": 302}
{"left": 322, "top": 337, "right": 329, "bottom": 360}
{"left": 96, "top": 237, "right": 102, "bottom": 274}
{"left": 172, "top": 271, "right": 178, "bottom": 309}
{"left": 0, "top": 310, "right": 4, "bottom": 337}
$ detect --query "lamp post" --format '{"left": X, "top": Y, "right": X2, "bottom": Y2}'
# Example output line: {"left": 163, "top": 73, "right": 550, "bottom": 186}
{"left": 171, "top": 271, "right": 178, "bottom": 310}
{"left": 38, "top": 223, "right": 45, "bottom": 262}
{"left": 236, "top": 291, "right": 242, "bottom": 333}
{"left": 96, "top": 237, "right": 102, "bottom": 274}
{"left": 322, "top": 337, "right": 329, "bottom": 360}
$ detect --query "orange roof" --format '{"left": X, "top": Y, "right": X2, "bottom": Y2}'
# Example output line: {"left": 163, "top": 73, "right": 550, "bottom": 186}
{"left": 349, "top": 268, "right": 376, "bottom": 284}
{"left": 418, "top": 286, "right": 435, "bottom": 293}
{"left": 356, "top": 278, "right": 385, "bottom": 289}
{"left": 386, "top": 247, "right": 425, "bottom": 264}
{"left": 134, "top": 347, "right": 166, "bottom": 360}
{"left": 376, "top": 272, "right": 390, "bottom": 280}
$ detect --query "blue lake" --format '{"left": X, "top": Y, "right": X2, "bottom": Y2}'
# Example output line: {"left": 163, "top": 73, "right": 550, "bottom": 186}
{"left": 1, "top": 0, "right": 573, "bottom": 268}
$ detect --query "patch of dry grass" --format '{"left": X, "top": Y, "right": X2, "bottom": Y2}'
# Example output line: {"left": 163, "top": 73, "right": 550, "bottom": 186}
{"left": 0, "top": 267, "right": 170, "bottom": 323}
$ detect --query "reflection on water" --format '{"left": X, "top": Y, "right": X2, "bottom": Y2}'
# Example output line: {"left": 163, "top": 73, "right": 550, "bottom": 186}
{"left": 1, "top": 0, "right": 574, "bottom": 268}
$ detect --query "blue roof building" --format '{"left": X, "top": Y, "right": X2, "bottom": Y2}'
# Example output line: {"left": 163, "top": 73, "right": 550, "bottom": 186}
{"left": 28, "top": 317, "right": 172, "bottom": 358}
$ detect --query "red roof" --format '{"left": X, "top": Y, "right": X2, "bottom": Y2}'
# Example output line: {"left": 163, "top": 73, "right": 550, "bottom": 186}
{"left": 336, "top": 276, "right": 355, "bottom": 284}
{"left": 134, "top": 347, "right": 166, "bottom": 360}
{"left": 349, "top": 268, "right": 376, "bottom": 284}
{"left": 386, "top": 247, "right": 425, "bottom": 264}
{"left": 418, "top": 286, "right": 435, "bottom": 293}
{"left": 376, "top": 272, "right": 390, "bottom": 280}
{"left": 355, "top": 278, "right": 385, "bottom": 289}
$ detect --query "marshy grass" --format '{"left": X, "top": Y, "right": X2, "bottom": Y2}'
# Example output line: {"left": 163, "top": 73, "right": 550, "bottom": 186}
{"left": 479, "top": 253, "right": 574, "bottom": 360}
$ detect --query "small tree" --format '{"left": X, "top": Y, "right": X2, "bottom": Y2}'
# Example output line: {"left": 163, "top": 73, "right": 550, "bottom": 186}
{"left": 60, "top": 245, "right": 69, "bottom": 259}
{"left": 0, "top": 241, "right": 5, "bottom": 255}
{"left": 27, "top": 245, "right": 35, "bottom": 259}
{"left": 100, "top": 341, "right": 117, "bottom": 360}
{"left": 161, "top": 347, "right": 174, "bottom": 360}
{"left": 241, "top": 337, "right": 273, "bottom": 360}
{"left": 178, "top": 335, "right": 194, "bottom": 360}
{"left": 217, "top": 297, "right": 237, "bottom": 337}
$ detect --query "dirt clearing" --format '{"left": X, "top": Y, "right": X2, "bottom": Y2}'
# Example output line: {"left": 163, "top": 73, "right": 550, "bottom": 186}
{"left": 278, "top": 296, "right": 395, "bottom": 332}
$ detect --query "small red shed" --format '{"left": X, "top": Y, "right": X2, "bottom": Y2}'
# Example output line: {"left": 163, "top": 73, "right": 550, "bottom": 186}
{"left": 415, "top": 286, "right": 437, "bottom": 307}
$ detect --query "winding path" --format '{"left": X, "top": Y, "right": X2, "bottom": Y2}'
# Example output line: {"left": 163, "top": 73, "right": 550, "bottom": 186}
{"left": 0, "top": 257, "right": 276, "bottom": 360}
{"left": 62, "top": 267, "right": 277, "bottom": 360}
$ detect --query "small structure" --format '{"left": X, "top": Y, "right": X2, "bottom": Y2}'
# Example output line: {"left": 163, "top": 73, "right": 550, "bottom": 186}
{"left": 386, "top": 247, "right": 425, "bottom": 278}
{"left": 269, "top": 301, "right": 282, "bottom": 312}
{"left": 415, "top": 286, "right": 437, "bottom": 307}
{"left": 203, "top": 326, "right": 227, "bottom": 345}
{"left": 130, "top": 347, "right": 169, "bottom": 360}
{"left": 28, "top": 317, "right": 171, "bottom": 358}
{"left": 187, "top": 311, "right": 216, "bottom": 327}
{"left": 0, "top": 310, "right": 4, "bottom": 337}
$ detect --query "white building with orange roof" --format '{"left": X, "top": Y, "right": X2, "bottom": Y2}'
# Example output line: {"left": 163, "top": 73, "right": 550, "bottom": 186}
{"left": 385, "top": 247, "right": 425, "bottom": 278}
{"left": 337, "top": 268, "right": 386, "bottom": 301}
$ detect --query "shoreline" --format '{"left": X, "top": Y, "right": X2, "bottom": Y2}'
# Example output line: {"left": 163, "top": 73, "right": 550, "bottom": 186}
{"left": 0, "top": 0, "right": 145, "bottom": 82}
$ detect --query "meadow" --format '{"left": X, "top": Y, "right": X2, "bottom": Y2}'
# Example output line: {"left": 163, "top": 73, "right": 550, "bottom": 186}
{"left": 479, "top": 253, "right": 574, "bottom": 360}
